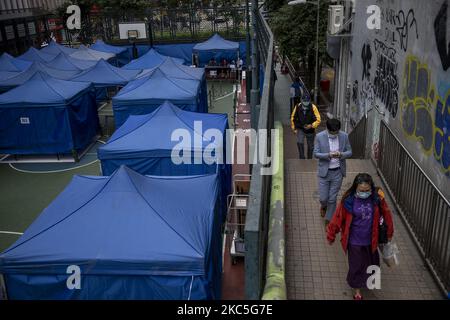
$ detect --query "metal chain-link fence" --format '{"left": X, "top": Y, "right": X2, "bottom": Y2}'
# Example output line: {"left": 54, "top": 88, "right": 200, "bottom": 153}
{"left": 65, "top": 6, "right": 247, "bottom": 45}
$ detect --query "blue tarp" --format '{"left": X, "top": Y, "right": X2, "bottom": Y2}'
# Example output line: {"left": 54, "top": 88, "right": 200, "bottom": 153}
{"left": 48, "top": 53, "right": 97, "bottom": 70}
{"left": 69, "top": 45, "right": 115, "bottom": 61}
{"left": 0, "top": 62, "right": 81, "bottom": 92}
{"left": 193, "top": 34, "right": 240, "bottom": 67}
{"left": 0, "top": 53, "right": 32, "bottom": 72}
{"left": 109, "top": 41, "right": 246, "bottom": 67}
{"left": 71, "top": 59, "right": 140, "bottom": 103}
{"left": 98, "top": 101, "right": 230, "bottom": 218}
{"left": 91, "top": 40, "right": 127, "bottom": 66}
{"left": 45, "top": 53, "right": 84, "bottom": 72}
{"left": 154, "top": 43, "right": 196, "bottom": 65}
{"left": 40, "top": 40, "right": 78, "bottom": 56}
{"left": 0, "top": 71, "right": 20, "bottom": 82}
{"left": 123, "top": 48, "right": 184, "bottom": 70}
{"left": 113, "top": 69, "right": 204, "bottom": 127}
{"left": 0, "top": 72, "right": 99, "bottom": 155}
{"left": 91, "top": 40, "right": 127, "bottom": 55}
{"left": 0, "top": 165, "right": 222, "bottom": 300}
{"left": 137, "top": 57, "right": 208, "bottom": 112}
{"left": 17, "top": 47, "right": 55, "bottom": 63}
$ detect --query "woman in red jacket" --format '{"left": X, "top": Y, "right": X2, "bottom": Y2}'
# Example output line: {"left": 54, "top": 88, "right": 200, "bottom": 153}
{"left": 326, "top": 173, "right": 394, "bottom": 300}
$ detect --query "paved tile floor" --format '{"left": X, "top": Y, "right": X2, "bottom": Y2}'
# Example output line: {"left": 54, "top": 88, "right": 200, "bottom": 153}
{"left": 274, "top": 65, "right": 444, "bottom": 300}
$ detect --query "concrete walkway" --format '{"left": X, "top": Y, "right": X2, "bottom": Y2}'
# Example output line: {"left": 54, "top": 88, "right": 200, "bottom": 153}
{"left": 273, "top": 65, "right": 444, "bottom": 299}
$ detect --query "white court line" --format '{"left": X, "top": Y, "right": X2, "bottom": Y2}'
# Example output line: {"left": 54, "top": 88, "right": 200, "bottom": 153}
{"left": 214, "top": 91, "right": 235, "bottom": 101}
{"left": 0, "top": 231, "right": 23, "bottom": 236}
{"left": 9, "top": 140, "right": 105, "bottom": 174}
{"left": 10, "top": 159, "right": 100, "bottom": 174}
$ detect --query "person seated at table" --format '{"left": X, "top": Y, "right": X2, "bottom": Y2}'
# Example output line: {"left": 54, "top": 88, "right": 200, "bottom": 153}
{"left": 222, "top": 58, "right": 227, "bottom": 67}
{"left": 209, "top": 58, "right": 217, "bottom": 66}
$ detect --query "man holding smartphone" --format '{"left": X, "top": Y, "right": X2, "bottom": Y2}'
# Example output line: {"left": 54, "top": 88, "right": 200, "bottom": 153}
{"left": 313, "top": 118, "right": 353, "bottom": 226}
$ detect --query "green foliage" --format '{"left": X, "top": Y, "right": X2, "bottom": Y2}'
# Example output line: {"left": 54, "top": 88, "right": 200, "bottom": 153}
{"left": 269, "top": 0, "right": 332, "bottom": 85}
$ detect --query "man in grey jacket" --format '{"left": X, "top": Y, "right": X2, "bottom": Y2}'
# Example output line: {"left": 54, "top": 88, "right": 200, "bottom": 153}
{"left": 313, "top": 118, "right": 352, "bottom": 225}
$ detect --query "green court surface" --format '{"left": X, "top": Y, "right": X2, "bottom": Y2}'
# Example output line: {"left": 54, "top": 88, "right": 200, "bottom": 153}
{"left": 0, "top": 81, "right": 236, "bottom": 253}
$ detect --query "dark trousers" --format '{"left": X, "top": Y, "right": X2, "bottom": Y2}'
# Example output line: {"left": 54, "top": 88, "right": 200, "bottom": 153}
{"left": 296, "top": 130, "right": 315, "bottom": 159}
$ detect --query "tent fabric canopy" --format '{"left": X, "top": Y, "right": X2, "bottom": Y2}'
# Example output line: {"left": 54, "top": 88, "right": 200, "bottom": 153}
{"left": 193, "top": 33, "right": 239, "bottom": 52}
{"left": 71, "top": 59, "right": 140, "bottom": 87}
{"left": 0, "top": 72, "right": 99, "bottom": 155}
{"left": 0, "top": 53, "right": 32, "bottom": 72}
{"left": 0, "top": 166, "right": 222, "bottom": 300}
{"left": 137, "top": 57, "right": 204, "bottom": 81}
{"left": 100, "top": 101, "right": 227, "bottom": 158}
{"left": 192, "top": 34, "right": 240, "bottom": 67}
{"left": 91, "top": 40, "right": 127, "bottom": 54}
{"left": 99, "top": 101, "right": 231, "bottom": 220}
{"left": 40, "top": 40, "right": 78, "bottom": 56}
{"left": 17, "top": 47, "right": 55, "bottom": 63}
{"left": 69, "top": 45, "right": 115, "bottom": 61}
{"left": 112, "top": 69, "right": 203, "bottom": 127}
{"left": 0, "top": 72, "right": 91, "bottom": 106}
{"left": 0, "top": 62, "right": 81, "bottom": 91}
{"left": 45, "top": 53, "right": 84, "bottom": 72}
{"left": 122, "top": 48, "right": 184, "bottom": 70}
{"left": 47, "top": 53, "right": 97, "bottom": 70}
{"left": 0, "top": 70, "right": 20, "bottom": 82}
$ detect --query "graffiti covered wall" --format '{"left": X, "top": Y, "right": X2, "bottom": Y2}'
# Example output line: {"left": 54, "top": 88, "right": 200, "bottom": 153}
{"left": 350, "top": 0, "right": 450, "bottom": 200}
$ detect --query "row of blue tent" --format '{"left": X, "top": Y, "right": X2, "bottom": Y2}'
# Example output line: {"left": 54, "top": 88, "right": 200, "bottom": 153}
{"left": 0, "top": 35, "right": 239, "bottom": 300}
{"left": 0, "top": 34, "right": 242, "bottom": 157}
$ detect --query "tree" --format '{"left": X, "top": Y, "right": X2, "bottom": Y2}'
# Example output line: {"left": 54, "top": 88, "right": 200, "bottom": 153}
{"left": 269, "top": 0, "right": 332, "bottom": 89}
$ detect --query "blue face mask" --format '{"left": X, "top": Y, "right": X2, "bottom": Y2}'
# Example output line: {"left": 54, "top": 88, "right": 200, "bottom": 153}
{"left": 356, "top": 191, "right": 372, "bottom": 199}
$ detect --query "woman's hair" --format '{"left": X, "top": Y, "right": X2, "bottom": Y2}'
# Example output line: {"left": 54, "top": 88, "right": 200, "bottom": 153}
{"left": 342, "top": 173, "right": 376, "bottom": 200}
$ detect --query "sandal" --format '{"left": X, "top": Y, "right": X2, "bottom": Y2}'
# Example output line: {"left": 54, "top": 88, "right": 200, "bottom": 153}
{"left": 320, "top": 206, "right": 327, "bottom": 218}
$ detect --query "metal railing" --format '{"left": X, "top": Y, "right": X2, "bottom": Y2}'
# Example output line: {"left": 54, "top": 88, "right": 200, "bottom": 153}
{"left": 377, "top": 120, "right": 450, "bottom": 295}
{"left": 348, "top": 115, "right": 367, "bottom": 159}
{"left": 244, "top": 8, "right": 275, "bottom": 300}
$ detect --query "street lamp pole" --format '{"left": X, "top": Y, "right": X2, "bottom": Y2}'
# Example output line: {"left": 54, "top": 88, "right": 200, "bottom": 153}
{"left": 314, "top": 0, "right": 320, "bottom": 105}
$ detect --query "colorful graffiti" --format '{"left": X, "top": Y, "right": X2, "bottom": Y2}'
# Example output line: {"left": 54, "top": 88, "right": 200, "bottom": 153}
{"left": 401, "top": 55, "right": 450, "bottom": 174}
{"left": 373, "top": 39, "right": 399, "bottom": 118}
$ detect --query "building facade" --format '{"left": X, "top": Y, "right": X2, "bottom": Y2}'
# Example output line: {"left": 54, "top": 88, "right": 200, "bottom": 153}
{"left": 0, "top": 0, "right": 65, "bottom": 55}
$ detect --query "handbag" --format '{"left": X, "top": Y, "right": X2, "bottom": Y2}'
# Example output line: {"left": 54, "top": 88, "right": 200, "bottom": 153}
{"left": 378, "top": 203, "right": 388, "bottom": 244}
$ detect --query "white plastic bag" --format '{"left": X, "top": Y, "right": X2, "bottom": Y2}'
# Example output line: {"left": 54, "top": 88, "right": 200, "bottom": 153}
{"left": 379, "top": 242, "right": 400, "bottom": 267}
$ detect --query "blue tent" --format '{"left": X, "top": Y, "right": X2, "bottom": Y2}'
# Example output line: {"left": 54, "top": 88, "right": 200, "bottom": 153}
{"left": 0, "top": 53, "right": 32, "bottom": 72}
{"left": 71, "top": 59, "right": 140, "bottom": 102}
{"left": 137, "top": 57, "right": 208, "bottom": 111}
{"left": 0, "top": 72, "right": 99, "bottom": 155}
{"left": 17, "top": 47, "right": 56, "bottom": 63}
{"left": 154, "top": 43, "right": 196, "bottom": 65}
{"left": 123, "top": 48, "right": 184, "bottom": 70}
{"left": 0, "top": 62, "right": 81, "bottom": 92}
{"left": 48, "top": 52, "right": 97, "bottom": 70}
{"left": 0, "top": 71, "right": 20, "bottom": 82}
{"left": 112, "top": 69, "right": 204, "bottom": 127}
{"left": 40, "top": 40, "right": 78, "bottom": 56}
{"left": 0, "top": 166, "right": 222, "bottom": 300}
{"left": 98, "top": 101, "right": 230, "bottom": 218}
{"left": 45, "top": 53, "right": 84, "bottom": 72}
{"left": 91, "top": 40, "right": 127, "bottom": 55}
{"left": 193, "top": 34, "right": 240, "bottom": 67}
{"left": 69, "top": 45, "right": 115, "bottom": 61}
